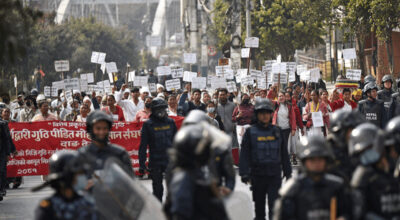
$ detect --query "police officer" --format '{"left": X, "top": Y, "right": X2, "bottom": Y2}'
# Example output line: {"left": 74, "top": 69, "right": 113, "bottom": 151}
{"left": 180, "top": 110, "right": 236, "bottom": 192}
{"left": 349, "top": 123, "right": 400, "bottom": 219}
{"left": 33, "top": 150, "right": 97, "bottom": 220}
{"left": 164, "top": 122, "right": 229, "bottom": 220}
{"left": 385, "top": 116, "right": 400, "bottom": 175}
{"left": 239, "top": 99, "right": 292, "bottom": 220}
{"left": 273, "top": 135, "right": 351, "bottom": 220}
{"left": 139, "top": 97, "right": 177, "bottom": 201}
{"left": 327, "top": 109, "right": 365, "bottom": 181}
{"left": 391, "top": 79, "right": 400, "bottom": 117}
{"left": 0, "top": 117, "right": 16, "bottom": 200}
{"left": 78, "top": 110, "right": 134, "bottom": 176}
{"left": 358, "top": 83, "right": 387, "bottom": 128}
{"left": 378, "top": 75, "right": 395, "bottom": 120}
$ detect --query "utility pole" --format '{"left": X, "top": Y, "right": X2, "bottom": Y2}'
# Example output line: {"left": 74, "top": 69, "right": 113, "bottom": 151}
{"left": 200, "top": 2, "right": 208, "bottom": 76}
{"left": 246, "top": 0, "right": 253, "bottom": 68}
{"left": 187, "top": 0, "right": 198, "bottom": 71}
{"left": 230, "top": 0, "right": 241, "bottom": 70}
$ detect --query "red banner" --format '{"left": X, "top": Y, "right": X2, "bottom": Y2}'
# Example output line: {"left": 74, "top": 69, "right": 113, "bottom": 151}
{"left": 7, "top": 117, "right": 184, "bottom": 177}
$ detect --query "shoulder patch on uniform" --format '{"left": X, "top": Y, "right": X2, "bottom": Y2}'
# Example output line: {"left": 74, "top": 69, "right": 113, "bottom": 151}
{"left": 324, "top": 173, "right": 344, "bottom": 184}
{"left": 40, "top": 199, "right": 51, "bottom": 208}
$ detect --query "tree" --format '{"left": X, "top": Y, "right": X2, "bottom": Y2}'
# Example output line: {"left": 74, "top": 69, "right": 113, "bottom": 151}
{"left": 369, "top": 0, "right": 400, "bottom": 76}
{"left": 333, "top": 0, "right": 372, "bottom": 76}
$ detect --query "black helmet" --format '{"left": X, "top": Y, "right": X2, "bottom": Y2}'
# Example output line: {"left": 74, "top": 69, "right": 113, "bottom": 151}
{"left": 349, "top": 123, "right": 379, "bottom": 157}
{"left": 382, "top": 75, "right": 393, "bottom": 83}
{"left": 32, "top": 150, "right": 89, "bottom": 191}
{"left": 330, "top": 109, "right": 365, "bottom": 133}
{"left": 171, "top": 123, "right": 212, "bottom": 168}
{"left": 298, "top": 135, "right": 333, "bottom": 161}
{"left": 182, "top": 110, "right": 213, "bottom": 126}
{"left": 385, "top": 116, "right": 400, "bottom": 148}
{"left": 150, "top": 97, "right": 168, "bottom": 111}
{"left": 30, "top": 89, "right": 39, "bottom": 96}
{"left": 363, "top": 82, "right": 378, "bottom": 94}
{"left": 364, "top": 75, "right": 376, "bottom": 84}
{"left": 254, "top": 99, "right": 274, "bottom": 113}
{"left": 86, "top": 110, "right": 113, "bottom": 143}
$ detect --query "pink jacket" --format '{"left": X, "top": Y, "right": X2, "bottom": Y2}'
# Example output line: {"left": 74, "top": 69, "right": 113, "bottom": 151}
{"left": 272, "top": 102, "right": 297, "bottom": 132}
{"left": 302, "top": 101, "right": 330, "bottom": 128}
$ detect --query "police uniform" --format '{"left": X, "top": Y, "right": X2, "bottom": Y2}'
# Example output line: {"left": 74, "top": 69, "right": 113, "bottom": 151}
{"left": 164, "top": 123, "right": 229, "bottom": 220}
{"left": 139, "top": 98, "right": 177, "bottom": 201}
{"left": 239, "top": 100, "right": 292, "bottom": 220}
{"left": 0, "top": 120, "right": 16, "bottom": 198}
{"left": 392, "top": 92, "right": 400, "bottom": 117}
{"left": 274, "top": 173, "right": 349, "bottom": 220}
{"left": 35, "top": 193, "right": 97, "bottom": 220}
{"left": 378, "top": 75, "right": 395, "bottom": 120}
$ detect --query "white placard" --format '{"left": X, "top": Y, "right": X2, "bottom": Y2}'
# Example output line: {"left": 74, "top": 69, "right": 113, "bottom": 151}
{"left": 257, "top": 77, "right": 267, "bottom": 89}
{"left": 265, "top": 60, "right": 277, "bottom": 65}
{"left": 106, "top": 62, "right": 118, "bottom": 73}
{"left": 343, "top": 48, "right": 357, "bottom": 60}
{"left": 51, "top": 87, "right": 58, "bottom": 97}
{"left": 14, "top": 77, "right": 17, "bottom": 88}
{"left": 86, "top": 73, "right": 94, "bottom": 83}
{"left": 272, "top": 63, "right": 286, "bottom": 74}
{"left": 215, "top": 65, "right": 233, "bottom": 77}
{"left": 272, "top": 73, "right": 288, "bottom": 83}
{"left": 310, "top": 68, "right": 320, "bottom": 83}
{"left": 287, "top": 62, "right": 297, "bottom": 74}
{"left": 52, "top": 80, "right": 64, "bottom": 90}
{"left": 65, "top": 90, "right": 72, "bottom": 100}
{"left": 100, "top": 63, "right": 106, "bottom": 74}
{"left": 171, "top": 68, "right": 184, "bottom": 78}
{"left": 227, "top": 81, "right": 237, "bottom": 92}
{"left": 128, "top": 71, "right": 135, "bottom": 82}
{"left": 300, "top": 70, "right": 311, "bottom": 81}
{"left": 312, "top": 111, "right": 324, "bottom": 127}
{"left": 346, "top": 69, "right": 362, "bottom": 81}
{"left": 80, "top": 79, "right": 88, "bottom": 92}
{"left": 54, "top": 60, "right": 70, "bottom": 72}
{"left": 183, "top": 53, "right": 197, "bottom": 64}
{"left": 241, "top": 48, "right": 250, "bottom": 58}
{"left": 250, "top": 69, "right": 262, "bottom": 78}
{"left": 236, "top": 69, "right": 248, "bottom": 83}
{"left": 211, "top": 77, "right": 227, "bottom": 90}
{"left": 80, "top": 73, "right": 87, "bottom": 81}
{"left": 297, "top": 65, "right": 307, "bottom": 75}
{"left": 183, "top": 71, "right": 197, "bottom": 82}
{"left": 165, "top": 79, "right": 181, "bottom": 91}
{"left": 103, "top": 80, "right": 111, "bottom": 90}
{"left": 241, "top": 76, "right": 254, "bottom": 86}
{"left": 191, "top": 77, "right": 207, "bottom": 89}
{"left": 44, "top": 86, "right": 51, "bottom": 97}
{"left": 157, "top": 66, "right": 172, "bottom": 76}
{"left": 224, "top": 71, "right": 234, "bottom": 80}
{"left": 244, "top": 37, "right": 259, "bottom": 48}
{"left": 108, "top": 72, "right": 114, "bottom": 83}
{"left": 91, "top": 52, "right": 106, "bottom": 64}
{"left": 146, "top": 35, "right": 162, "bottom": 47}
{"left": 148, "top": 83, "right": 157, "bottom": 93}
{"left": 64, "top": 78, "right": 80, "bottom": 90}
{"left": 134, "top": 76, "right": 149, "bottom": 87}
{"left": 289, "top": 72, "right": 296, "bottom": 82}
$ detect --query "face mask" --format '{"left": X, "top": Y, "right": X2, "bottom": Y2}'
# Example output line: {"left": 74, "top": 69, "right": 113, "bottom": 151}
{"left": 18, "top": 100, "right": 24, "bottom": 106}
{"left": 145, "top": 103, "right": 151, "bottom": 108}
{"left": 207, "top": 107, "right": 215, "bottom": 113}
{"left": 242, "top": 99, "right": 250, "bottom": 104}
{"left": 26, "top": 101, "right": 31, "bottom": 107}
{"left": 73, "top": 174, "right": 88, "bottom": 193}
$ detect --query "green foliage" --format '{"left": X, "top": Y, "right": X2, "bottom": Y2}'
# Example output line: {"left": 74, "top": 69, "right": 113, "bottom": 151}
{"left": 208, "top": 0, "right": 231, "bottom": 50}
{"left": 369, "top": 0, "right": 400, "bottom": 42}
{"left": 1, "top": 17, "right": 140, "bottom": 88}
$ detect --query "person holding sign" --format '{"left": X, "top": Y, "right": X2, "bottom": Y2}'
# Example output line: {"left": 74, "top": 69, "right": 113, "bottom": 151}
{"left": 330, "top": 88, "right": 357, "bottom": 112}
{"left": 303, "top": 90, "right": 329, "bottom": 136}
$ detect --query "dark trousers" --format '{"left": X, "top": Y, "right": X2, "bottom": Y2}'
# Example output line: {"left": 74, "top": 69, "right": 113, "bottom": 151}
{"left": 150, "top": 168, "right": 164, "bottom": 201}
{"left": 281, "top": 128, "right": 291, "bottom": 154}
{"left": 0, "top": 158, "right": 7, "bottom": 192}
{"left": 251, "top": 175, "right": 282, "bottom": 220}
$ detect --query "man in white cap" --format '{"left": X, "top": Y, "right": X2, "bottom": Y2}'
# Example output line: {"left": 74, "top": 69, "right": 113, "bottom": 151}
{"left": 115, "top": 84, "right": 143, "bottom": 122}
{"left": 140, "top": 86, "right": 150, "bottom": 102}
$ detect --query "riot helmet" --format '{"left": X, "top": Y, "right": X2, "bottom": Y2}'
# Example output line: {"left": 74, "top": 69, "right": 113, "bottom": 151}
{"left": 364, "top": 75, "right": 376, "bottom": 84}
{"left": 86, "top": 110, "right": 113, "bottom": 144}
{"left": 382, "top": 74, "right": 393, "bottom": 84}
{"left": 150, "top": 97, "right": 168, "bottom": 119}
{"left": 349, "top": 123, "right": 382, "bottom": 166}
{"left": 254, "top": 99, "right": 274, "bottom": 113}
{"left": 182, "top": 110, "right": 214, "bottom": 126}
{"left": 30, "top": 89, "right": 39, "bottom": 97}
{"left": 330, "top": 109, "right": 364, "bottom": 135}
{"left": 385, "top": 116, "right": 400, "bottom": 152}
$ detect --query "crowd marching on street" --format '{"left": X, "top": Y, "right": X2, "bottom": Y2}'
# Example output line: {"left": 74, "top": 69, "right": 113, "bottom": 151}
{"left": 1, "top": 69, "right": 400, "bottom": 220}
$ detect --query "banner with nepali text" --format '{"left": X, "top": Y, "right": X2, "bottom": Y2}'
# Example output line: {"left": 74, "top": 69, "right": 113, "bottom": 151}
{"left": 6, "top": 116, "right": 184, "bottom": 177}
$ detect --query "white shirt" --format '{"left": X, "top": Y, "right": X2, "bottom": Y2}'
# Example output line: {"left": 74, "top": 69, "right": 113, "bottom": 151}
{"left": 277, "top": 104, "right": 290, "bottom": 129}
{"left": 342, "top": 101, "right": 352, "bottom": 112}
{"left": 115, "top": 91, "right": 144, "bottom": 122}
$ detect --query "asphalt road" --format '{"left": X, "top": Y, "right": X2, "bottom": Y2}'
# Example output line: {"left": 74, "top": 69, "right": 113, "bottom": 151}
{"left": 0, "top": 169, "right": 299, "bottom": 220}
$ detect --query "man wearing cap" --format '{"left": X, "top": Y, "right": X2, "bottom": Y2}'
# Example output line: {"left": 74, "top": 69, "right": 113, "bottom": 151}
{"left": 115, "top": 84, "right": 143, "bottom": 122}
{"left": 10, "top": 92, "right": 25, "bottom": 122}
{"left": 140, "top": 87, "right": 150, "bottom": 102}
{"left": 19, "top": 95, "right": 38, "bottom": 122}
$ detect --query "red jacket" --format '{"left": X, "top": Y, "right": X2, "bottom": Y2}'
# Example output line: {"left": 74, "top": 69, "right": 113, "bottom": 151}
{"left": 330, "top": 99, "right": 357, "bottom": 112}
{"left": 272, "top": 102, "right": 297, "bottom": 132}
